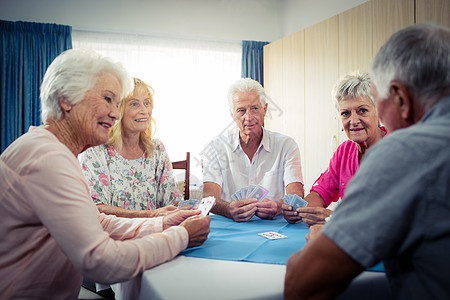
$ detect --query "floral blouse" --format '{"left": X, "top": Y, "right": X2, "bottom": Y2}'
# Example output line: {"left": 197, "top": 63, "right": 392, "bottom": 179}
{"left": 79, "top": 139, "right": 182, "bottom": 210}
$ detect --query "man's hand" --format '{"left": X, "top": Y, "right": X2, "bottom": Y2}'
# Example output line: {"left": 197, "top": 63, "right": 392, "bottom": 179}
{"left": 305, "top": 224, "right": 323, "bottom": 243}
{"left": 281, "top": 202, "right": 302, "bottom": 224}
{"left": 163, "top": 210, "right": 201, "bottom": 230}
{"left": 255, "top": 199, "right": 280, "bottom": 220}
{"left": 180, "top": 215, "right": 211, "bottom": 248}
{"left": 228, "top": 198, "right": 258, "bottom": 222}
{"left": 297, "top": 207, "right": 332, "bottom": 226}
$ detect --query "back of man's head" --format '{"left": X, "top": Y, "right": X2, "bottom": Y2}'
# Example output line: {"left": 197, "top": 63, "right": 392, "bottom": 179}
{"left": 370, "top": 23, "right": 450, "bottom": 111}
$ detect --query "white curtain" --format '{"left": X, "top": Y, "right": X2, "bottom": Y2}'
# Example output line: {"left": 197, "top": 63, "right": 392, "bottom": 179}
{"left": 72, "top": 30, "right": 242, "bottom": 184}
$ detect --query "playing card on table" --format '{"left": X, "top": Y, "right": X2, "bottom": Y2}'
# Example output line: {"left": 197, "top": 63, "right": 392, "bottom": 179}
{"left": 197, "top": 196, "right": 216, "bottom": 216}
{"left": 248, "top": 184, "right": 269, "bottom": 201}
{"left": 258, "top": 231, "right": 288, "bottom": 240}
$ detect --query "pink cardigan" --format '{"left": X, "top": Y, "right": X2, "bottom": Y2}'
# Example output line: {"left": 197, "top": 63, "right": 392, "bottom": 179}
{"left": 311, "top": 128, "right": 387, "bottom": 206}
{"left": 310, "top": 140, "right": 359, "bottom": 206}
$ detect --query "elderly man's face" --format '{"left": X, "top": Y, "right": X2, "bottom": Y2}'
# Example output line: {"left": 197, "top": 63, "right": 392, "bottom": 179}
{"left": 370, "top": 83, "right": 406, "bottom": 133}
{"left": 231, "top": 91, "right": 267, "bottom": 138}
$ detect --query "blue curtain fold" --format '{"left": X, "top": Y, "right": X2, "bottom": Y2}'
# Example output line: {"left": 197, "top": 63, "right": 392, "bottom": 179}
{"left": 0, "top": 20, "right": 72, "bottom": 152}
{"left": 241, "top": 40, "right": 269, "bottom": 86}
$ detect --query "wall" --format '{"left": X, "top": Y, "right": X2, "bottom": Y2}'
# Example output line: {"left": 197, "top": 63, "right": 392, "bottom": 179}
{"left": 264, "top": 0, "right": 449, "bottom": 192}
{"left": 280, "top": 0, "right": 369, "bottom": 37}
{"left": 1, "top": 0, "right": 370, "bottom": 42}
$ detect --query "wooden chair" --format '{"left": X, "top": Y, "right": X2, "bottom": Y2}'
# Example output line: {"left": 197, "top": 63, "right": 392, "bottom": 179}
{"left": 172, "top": 152, "right": 190, "bottom": 200}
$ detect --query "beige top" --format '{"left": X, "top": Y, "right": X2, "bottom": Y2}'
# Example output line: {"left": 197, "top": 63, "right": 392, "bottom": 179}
{"left": 0, "top": 126, "right": 188, "bottom": 299}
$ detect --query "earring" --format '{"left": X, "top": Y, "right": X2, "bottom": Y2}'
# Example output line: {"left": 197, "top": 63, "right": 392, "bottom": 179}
{"left": 341, "top": 128, "right": 344, "bottom": 132}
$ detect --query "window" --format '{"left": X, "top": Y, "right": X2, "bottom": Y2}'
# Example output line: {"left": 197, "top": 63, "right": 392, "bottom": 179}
{"left": 72, "top": 30, "right": 242, "bottom": 184}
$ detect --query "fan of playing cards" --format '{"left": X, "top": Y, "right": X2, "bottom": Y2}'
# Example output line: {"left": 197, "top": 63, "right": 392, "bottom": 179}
{"left": 178, "top": 197, "right": 216, "bottom": 216}
{"left": 231, "top": 184, "right": 269, "bottom": 202}
{"left": 282, "top": 194, "right": 308, "bottom": 209}
{"left": 178, "top": 199, "right": 199, "bottom": 209}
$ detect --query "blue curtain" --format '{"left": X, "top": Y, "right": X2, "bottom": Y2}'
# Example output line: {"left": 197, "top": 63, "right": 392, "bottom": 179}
{"left": 241, "top": 40, "right": 269, "bottom": 86}
{"left": 0, "top": 20, "right": 72, "bottom": 152}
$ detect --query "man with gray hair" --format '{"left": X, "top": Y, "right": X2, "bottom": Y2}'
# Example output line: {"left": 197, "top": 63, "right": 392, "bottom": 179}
{"left": 285, "top": 23, "right": 450, "bottom": 299}
{"left": 202, "top": 78, "right": 304, "bottom": 222}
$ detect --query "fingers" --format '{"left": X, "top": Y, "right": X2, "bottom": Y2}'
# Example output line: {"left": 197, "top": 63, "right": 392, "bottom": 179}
{"left": 178, "top": 204, "right": 193, "bottom": 210}
{"left": 255, "top": 201, "right": 278, "bottom": 220}
{"left": 302, "top": 216, "right": 326, "bottom": 227}
{"left": 181, "top": 209, "right": 201, "bottom": 217}
{"left": 182, "top": 215, "right": 211, "bottom": 248}
{"left": 232, "top": 205, "right": 257, "bottom": 222}
{"left": 229, "top": 200, "right": 257, "bottom": 222}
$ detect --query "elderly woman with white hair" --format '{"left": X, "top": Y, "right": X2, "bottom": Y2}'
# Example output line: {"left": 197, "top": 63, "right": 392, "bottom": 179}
{"left": 0, "top": 49, "right": 210, "bottom": 299}
{"left": 282, "top": 71, "right": 387, "bottom": 231}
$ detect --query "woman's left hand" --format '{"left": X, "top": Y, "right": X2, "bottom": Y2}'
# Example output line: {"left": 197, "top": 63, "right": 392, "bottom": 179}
{"left": 297, "top": 207, "right": 332, "bottom": 227}
{"left": 163, "top": 210, "right": 201, "bottom": 230}
{"left": 154, "top": 205, "right": 178, "bottom": 216}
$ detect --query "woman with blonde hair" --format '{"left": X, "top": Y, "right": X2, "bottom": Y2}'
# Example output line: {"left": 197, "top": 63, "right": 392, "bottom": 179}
{"left": 79, "top": 78, "right": 183, "bottom": 218}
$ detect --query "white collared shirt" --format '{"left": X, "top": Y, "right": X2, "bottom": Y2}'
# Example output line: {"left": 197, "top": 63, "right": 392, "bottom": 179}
{"left": 202, "top": 124, "right": 303, "bottom": 202}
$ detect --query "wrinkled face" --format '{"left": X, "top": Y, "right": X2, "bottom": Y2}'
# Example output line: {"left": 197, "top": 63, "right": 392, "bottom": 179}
{"left": 338, "top": 96, "right": 380, "bottom": 146}
{"left": 68, "top": 72, "right": 121, "bottom": 148}
{"left": 231, "top": 91, "right": 267, "bottom": 137}
{"left": 122, "top": 88, "right": 152, "bottom": 134}
{"left": 370, "top": 83, "right": 405, "bottom": 133}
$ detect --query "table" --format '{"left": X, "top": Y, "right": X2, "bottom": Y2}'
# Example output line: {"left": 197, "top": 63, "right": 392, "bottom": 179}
{"left": 113, "top": 215, "right": 391, "bottom": 300}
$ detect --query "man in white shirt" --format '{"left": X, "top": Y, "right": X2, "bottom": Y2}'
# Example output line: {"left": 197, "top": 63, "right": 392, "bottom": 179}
{"left": 202, "top": 78, "right": 304, "bottom": 222}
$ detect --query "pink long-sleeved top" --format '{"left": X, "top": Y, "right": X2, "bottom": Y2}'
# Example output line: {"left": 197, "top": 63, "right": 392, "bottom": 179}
{"left": 310, "top": 140, "right": 359, "bottom": 207}
{"left": 0, "top": 126, "right": 188, "bottom": 299}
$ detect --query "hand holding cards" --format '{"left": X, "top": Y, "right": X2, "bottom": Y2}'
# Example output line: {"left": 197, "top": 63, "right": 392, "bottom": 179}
{"left": 283, "top": 194, "right": 308, "bottom": 210}
{"left": 197, "top": 196, "right": 216, "bottom": 216}
{"left": 232, "top": 184, "right": 269, "bottom": 201}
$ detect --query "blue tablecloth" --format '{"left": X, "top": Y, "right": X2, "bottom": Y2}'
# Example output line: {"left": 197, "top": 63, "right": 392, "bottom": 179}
{"left": 182, "top": 214, "right": 384, "bottom": 272}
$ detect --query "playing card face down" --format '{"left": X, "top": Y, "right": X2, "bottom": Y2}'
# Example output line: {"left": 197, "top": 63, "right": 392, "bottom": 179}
{"left": 197, "top": 196, "right": 216, "bottom": 216}
{"left": 282, "top": 194, "right": 308, "bottom": 210}
{"left": 232, "top": 185, "right": 269, "bottom": 202}
{"left": 178, "top": 199, "right": 199, "bottom": 209}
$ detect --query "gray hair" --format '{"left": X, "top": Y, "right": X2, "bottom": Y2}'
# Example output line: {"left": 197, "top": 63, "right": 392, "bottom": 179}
{"left": 332, "top": 71, "right": 374, "bottom": 111}
{"left": 227, "top": 78, "right": 267, "bottom": 110}
{"left": 370, "top": 23, "right": 450, "bottom": 111}
{"left": 40, "top": 48, "right": 133, "bottom": 123}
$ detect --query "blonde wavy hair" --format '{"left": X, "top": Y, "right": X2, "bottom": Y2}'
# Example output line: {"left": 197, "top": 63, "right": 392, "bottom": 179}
{"left": 108, "top": 78, "right": 156, "bottom": 155}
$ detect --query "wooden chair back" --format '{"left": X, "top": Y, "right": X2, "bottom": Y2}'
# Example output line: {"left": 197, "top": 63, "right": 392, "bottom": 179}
{"left": 172, "top": 152, "right": 190, "bottom": 199}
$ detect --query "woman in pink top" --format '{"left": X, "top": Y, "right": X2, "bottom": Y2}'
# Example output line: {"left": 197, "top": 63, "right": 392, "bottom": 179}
{"left": 0, "top": 49, "right": 210, "bottom": 299}
{"left": 282, "top": 71, "right": 386, "bottom": 228}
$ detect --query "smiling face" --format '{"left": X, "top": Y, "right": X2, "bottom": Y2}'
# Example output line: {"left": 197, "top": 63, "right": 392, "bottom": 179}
{"left": 338, "top": 96, "right": 380, "bottom": 147}
{"left": 67, "top": 71, "right": 122, "bottom": 148}
{"left": 231, "top": 91, "right": 267, "bottom": 139}
{"left": 122, "top": 87, "right": 153, "bottom": 134}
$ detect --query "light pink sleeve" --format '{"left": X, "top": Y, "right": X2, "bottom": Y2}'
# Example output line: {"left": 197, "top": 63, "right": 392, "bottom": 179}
{"left": 24, "top": 150, "right": 188, "bottom": 284}
{"left": 98, "top": 213, "right": 164, "bottom": 240}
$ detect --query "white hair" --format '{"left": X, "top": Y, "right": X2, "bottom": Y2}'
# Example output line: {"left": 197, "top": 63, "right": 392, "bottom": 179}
{"left": 227, "top": 78, "right": 267, "bottom": 110}
{"left": 370, "top": 23, "right": 450, "bottom": 110}
{"left": 40, "top": 48, "right": 133, "bottom": 122}
{"left": 332, "top": 71, "right": 374, "bottom": 111}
